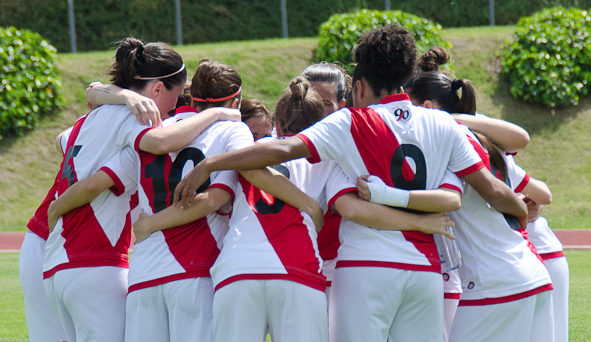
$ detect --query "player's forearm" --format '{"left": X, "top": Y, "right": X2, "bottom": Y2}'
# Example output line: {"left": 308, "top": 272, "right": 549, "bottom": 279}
{"left": 86, "top": 84, "right": 130, "bottom": 107}
{"left": 202, "top": 136, "right": 311, "bottom": 173}
{"left": 48, "top": 182, "right": 102, "bottom": 221}
{"left": 407, "top": 190, "right": 461, "bottom": 213}
{"left": 139, "top": 108, "right": 228, "bottom": 154}
{"left": 522, "top": 178, "right": 552, "bottom": 205}
{"left": 452, "top": 114, "right": 529, "bottom": 153}
{"left": 465, "top": 169, "right": 527, "bottom": 217}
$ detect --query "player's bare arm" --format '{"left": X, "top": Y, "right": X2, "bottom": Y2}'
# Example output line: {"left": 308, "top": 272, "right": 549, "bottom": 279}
{"left": 132, "top": 188, "right": 232, "bottom": 243}
{"left": 239, "top": 167, "right": 323, "bottom": 232}
{"left": 47, "top": 171, "right": 115, "bottom": 233}
{"left": 333, "top": 192, "right": 456, "bottom": 239}
{"left": 356, "top": 175, "right": 462, "bottom": 213}
{"left": 174, "top": 136, "right": 311, "bottom": 207}
{"left": 463, "top": 168, "right": 528, "bottom": 220}
{"left": 86, "top": 82, "right": 161, "bottom": 127}
{"left": 452, "top": 114, "right": 530, "bottom": 153}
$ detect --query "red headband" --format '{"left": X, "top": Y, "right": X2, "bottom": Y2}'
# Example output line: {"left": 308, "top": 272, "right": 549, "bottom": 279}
{"left": 193, "top": 87, "right": 242, "bottom": 103}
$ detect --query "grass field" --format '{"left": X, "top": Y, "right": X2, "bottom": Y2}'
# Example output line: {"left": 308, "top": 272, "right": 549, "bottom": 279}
{"left": 0, "top": 26, "right": 590, "bottom": 231}
{"left": 1, "top": 250, "right": 590, "bottom": 341}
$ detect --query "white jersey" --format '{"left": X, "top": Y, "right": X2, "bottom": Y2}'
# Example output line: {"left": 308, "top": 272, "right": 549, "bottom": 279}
{"left": 128, "top": 109, "right": 254, "bottom": 291}
{"left": 527, "top": 217, "right": 564, "bottom": 257}
{"left": 211, "top": 136, "right": 355, "bottom": 292}
{"left": 449, "top": 126, "right": 552, "bottom": 304}
{"left": 43, "top": 105, "right": 152, "bottom": 278}
{"left": 296, "top": 94, "right": 484, "bottom": 273}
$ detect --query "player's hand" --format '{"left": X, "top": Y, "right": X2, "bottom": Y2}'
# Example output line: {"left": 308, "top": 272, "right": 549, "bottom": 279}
{"left": 133, "top": 213, "right": 153, "bottom": 243}
{"left": 302, "top": 202, "right": 324, "bottom": 233}
{"left": 524, "top": 197, "right": 543, "bottom": 223}
{"left": 356, "top": 175, "right": 371, "bottom": 201}
{"left": 174, "top": 160, "right": 212, "bottom": 208}
{"left": 124, "top": 92, "right": 161, "bottom": 127}
{"left": 47, "top": 201, "right": 58, "bottom": 234}
{"left": 416, "top": 213, "right": 456, "bottom": 239}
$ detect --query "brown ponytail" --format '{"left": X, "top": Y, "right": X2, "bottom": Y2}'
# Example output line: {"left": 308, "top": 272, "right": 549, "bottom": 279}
{"left": 108, "top": 37, "right": 186, "bottom": 91}
{"left": 474, "top": 132, "right": 507, "bottom": 181}
{"left": 275, "top": 77, "right": 324, "bottom": 135}
{"left": 404, "top": 72, "right": 477, "bottom": 115}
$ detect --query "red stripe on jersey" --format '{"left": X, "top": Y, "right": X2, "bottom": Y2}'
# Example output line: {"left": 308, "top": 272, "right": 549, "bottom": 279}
{"left": 317, "top": 211, "right": 342, "bottom": 261}
{"left": 379, "top": 93, "right": 411, "bottom": 104}
{"left": 517, "top": 228, "right": 544, "bottom": 262}
{"left": 215, "top": 273, "right": 326, "bottom": 292}
{"left": 162, "top": 219, "right": 221, "bottom": 275}
{"left": 349, "top": 107, "right": 440, "bottom": 272}
{"left": 540, "top": 251, "right": 565, "bottom": 260}
{"left": 128, "top": 270, "right": 211, "bottom": 293}
{"left": 140, "top": 152, "right": 174, "bottom": 213}
{"left": 328, "top": 187, "right": 356, "bottom": 209}
{"left": 296, "top": 133, "right": 321, "bottom": 164}
{"left": 209, "top": 183, "right": 235, "bottom": 201}
{"left": 336, "top": 260, "right": 440, "bottom": 273}
{"left": 99, "top": 166, "right": 125, "bottom": 196}
{"left": 440, "top": 183, "right": 462, "bottom": 195}
{"left": 55, "top": 116, "right": 88, "bottom": 197}
{"left": 134, "top": 127, "right": 155, "bottom": 153}
{"left": 27, "top": 178, "right": 60, "bottom": 240}
{"left": 130, "top": 192, "right": 139, "bottom": 210}
{"left": 444, "top": 292, "right": 461, "bottom": 299}
{"left": 514, "top": 174, "right": 530, "bottom": 193}
{"left": 44, "top": 203, "right": 132, "bottom": 278}
{"left": 458, "top": 284, "right": 553, "bottom": 306}
{"left": 238, "top": 175, "right": 325, "bottom": 289}
{"left": 454, "top": 162, "right": 485, "bottom": 178}
{"left": 466, "top": 134, "right": 491, "bottom": 171}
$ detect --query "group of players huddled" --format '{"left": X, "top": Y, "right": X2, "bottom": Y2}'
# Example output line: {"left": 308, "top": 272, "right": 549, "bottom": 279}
{"left": 20, "top": 24, "right": 569, "bottom": 342}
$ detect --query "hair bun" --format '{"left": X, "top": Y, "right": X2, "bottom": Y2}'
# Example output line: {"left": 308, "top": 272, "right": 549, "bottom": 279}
{"left": 451, "top": 78, "right": 462, "bottom": 91}
{"left": 289, "top": 77, "right": 309, "bottom": 101}
{"left": 418, "top": 47, "right": 451, "bottom": 72}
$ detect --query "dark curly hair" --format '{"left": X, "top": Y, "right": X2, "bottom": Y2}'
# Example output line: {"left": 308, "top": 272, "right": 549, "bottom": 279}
{"left": 352, "top": 24, "right": 417, "bottom": 97}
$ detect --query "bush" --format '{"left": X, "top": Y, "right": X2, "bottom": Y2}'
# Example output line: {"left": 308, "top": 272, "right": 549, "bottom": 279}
{"left": 0, "top": 26, "right": 62, "bottom": 139}
{"left": 315, "top": 10, "right": 452, "bottom": 73}
{"left": 501, "top": 7, "right": 591, "bottom": 107}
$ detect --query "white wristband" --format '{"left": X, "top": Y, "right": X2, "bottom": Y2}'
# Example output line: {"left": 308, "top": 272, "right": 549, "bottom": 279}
{"left": 367, "top": 175, "right": 410, "bottom": 208}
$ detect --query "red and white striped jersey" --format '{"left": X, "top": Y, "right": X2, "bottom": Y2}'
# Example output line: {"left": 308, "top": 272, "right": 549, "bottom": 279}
{"left": 211, "top": 136, "right": 355, "bottom": 292}
{"left": 449, "top": 126, "right": 552, "bottom": 304}
{"left": 127, "top": 109, "right": 254, "bottom": 291}
{"left": 43, "top": 105, "right": 150, "bottom": 278}
{"left": 296, "top": 94, "right": 484, "bottom": 273}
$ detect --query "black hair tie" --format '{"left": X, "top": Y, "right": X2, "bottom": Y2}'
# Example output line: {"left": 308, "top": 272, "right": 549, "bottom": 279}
{"left": 451, "top": 79, "right": 462, "bottom": 91}
{"left": 135, "top": 44, "right": 146, "bottom": 63}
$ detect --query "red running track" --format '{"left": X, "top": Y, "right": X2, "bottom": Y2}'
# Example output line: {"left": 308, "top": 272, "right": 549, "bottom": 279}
{"left": 1, "top": 230, "right": 590, "bottom": 252}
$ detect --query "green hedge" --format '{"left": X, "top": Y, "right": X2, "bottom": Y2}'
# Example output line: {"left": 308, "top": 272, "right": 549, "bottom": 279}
{"left": 0, "top": 26, "right": 62, "bottom": 139}
{"left": 2, "top": 0, "right": 591, "bottom": 53}
{"left": 501, "top": 7, "right": 591, "bottom": 107}
{"left": 316, "top": 10, "right": 451, "bottom": 73}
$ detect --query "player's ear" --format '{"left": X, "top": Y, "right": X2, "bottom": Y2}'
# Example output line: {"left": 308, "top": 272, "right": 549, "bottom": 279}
{"left": 229, "top": 98, "right": 240, "bottom": 109}
{"left": 338, "top": 99, "right": 346, "bottom": 109}
{"left": 422, "top": 100, "right": 434, "bottom": 109}
{"left": 151, "top": 81, "right": 165, "bottom": 97}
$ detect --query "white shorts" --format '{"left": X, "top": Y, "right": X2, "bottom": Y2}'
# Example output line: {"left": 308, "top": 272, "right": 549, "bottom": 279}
{"left": 329, "top": 267, "right": 443, "bottom": 342}
{"left": 544, "top": 256, "right": 569, "bottom": 342}
{"left": 44, "top": 266, "right": 128, "bottom": 342}
{"left": 19, "top": 232, "right": 67, "bottom": 342}
{"left": 443, "top": 298, "right": 459, "bottom": 342}
{"left": 213, "top": 279, "right": 328, "bottom": 342}
{"left": 449, "top": 290, "right": 554, "bottom": 342}
{"left": 125, "top": 277, "right": 214, "bottom": 342}
{"left": 442, "top": 269, "right": 461, "bottom": 342}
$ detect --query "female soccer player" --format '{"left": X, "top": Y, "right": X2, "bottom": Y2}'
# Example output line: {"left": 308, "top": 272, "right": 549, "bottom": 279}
{"left": 173, "top": 24, "right": 527, "bottom": 342}
{"left": 41, "top": 38, "right": 241, "bottom": 342}
{"left": 240, "top": 98, "right": 273, "bottom": 140}
{"left": 364, "top": 50, "right": 554, "bottom": 342}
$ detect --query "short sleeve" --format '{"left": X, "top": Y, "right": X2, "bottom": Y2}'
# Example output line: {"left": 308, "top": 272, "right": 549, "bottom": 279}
{"left": 448, "top": 122, "right": 486, "bottom": 177}
{"left": 209, "top": 170, "right": 239, "bottom": 200}
{"left": 111, "top": 106, "right": 155, "bottom": 152}
{"left": 505, "top": 155, "right": 529, "bottom": 192}
{"left": 99, "top": 146, "right": 139, "bottom": 196}
{"left": 226, "top": 123, "right": 255, "bottom": 152}
{"left": 440, "top": 169, "right": 464, "bottom": 195}
{"left": 296, "top": 108, "right": 352, "bottom": 164}
{"left": 325, "top": 163, "right": 357, "bottom": 209}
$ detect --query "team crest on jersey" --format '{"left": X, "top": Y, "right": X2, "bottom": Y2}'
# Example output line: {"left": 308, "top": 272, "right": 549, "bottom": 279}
{"left": 467, "top": 282, "right": 475, "bottom": 290}
{"left": 442, "top": 273, "right": 450, "bottom": 282}
{"left": 393, "top": 108, "right": 411, "bottom": 122}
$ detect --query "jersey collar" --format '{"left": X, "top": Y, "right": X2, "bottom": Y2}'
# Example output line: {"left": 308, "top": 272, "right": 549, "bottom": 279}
{"left": 379, "top": 93, "right": 411, "bottom": 104}
{"left": 175, "top": 105, "right": 198, "bottom": 115}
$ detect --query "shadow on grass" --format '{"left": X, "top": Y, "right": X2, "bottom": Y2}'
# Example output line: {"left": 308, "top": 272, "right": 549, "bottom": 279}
{"left": 494, "top": 76, "right": 591, "bottom": 136}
